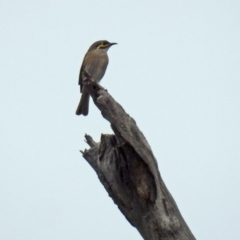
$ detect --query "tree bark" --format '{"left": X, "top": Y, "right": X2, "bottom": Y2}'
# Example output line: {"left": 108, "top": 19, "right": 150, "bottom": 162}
{"left": 80, "top": 72, "right": 196, "bottom": 240}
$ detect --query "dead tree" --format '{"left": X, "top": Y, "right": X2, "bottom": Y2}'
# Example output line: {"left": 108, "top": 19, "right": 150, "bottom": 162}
{"left": 80, "top": 72, "right": 196, "bottom": 240}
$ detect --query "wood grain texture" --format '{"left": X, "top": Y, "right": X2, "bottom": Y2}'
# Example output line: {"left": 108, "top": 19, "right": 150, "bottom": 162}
{"left": 80, "top": 74, "right": 196, "bottom": 240}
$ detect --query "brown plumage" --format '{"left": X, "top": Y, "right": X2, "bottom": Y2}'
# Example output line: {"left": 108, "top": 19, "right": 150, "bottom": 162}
{"left": 76, "top": 40, "right": 117, "bottom": 116}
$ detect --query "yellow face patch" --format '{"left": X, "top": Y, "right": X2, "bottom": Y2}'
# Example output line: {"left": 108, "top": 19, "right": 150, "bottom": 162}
{"left": 98, "top": 42, "right": 108, "bottom": 49}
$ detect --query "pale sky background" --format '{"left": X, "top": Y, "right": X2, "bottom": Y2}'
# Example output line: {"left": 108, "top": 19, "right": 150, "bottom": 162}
{"left": 0, "top": 1, "right": 240, "bottom": 239}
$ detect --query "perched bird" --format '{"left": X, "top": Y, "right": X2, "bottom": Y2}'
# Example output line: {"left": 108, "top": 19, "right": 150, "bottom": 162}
{"left": 76, "top": 40, "right": 117, "bottom": 116}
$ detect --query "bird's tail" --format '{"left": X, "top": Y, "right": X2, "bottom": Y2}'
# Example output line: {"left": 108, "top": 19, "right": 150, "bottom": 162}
{"left": 75, "top": 89, "right": 90, "bottom": 116}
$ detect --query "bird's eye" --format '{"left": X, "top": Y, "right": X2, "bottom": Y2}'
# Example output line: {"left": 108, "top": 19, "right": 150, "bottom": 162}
{"left": 98, "top": 43, "right": 102, "bottom": 48}
{"left": 98, "top": 42, "right": 105, "bottom": 49}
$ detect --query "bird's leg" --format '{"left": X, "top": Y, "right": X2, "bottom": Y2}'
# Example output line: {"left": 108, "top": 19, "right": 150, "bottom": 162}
{"left": 81, "top": 70, "right": 104, "bottom": 100}
{"left": 82, "top": 70, "right": 94, "bottom": 83}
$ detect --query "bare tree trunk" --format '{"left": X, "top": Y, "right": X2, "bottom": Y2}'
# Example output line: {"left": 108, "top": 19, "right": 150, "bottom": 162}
{"left": 80, "top": 73, "right": 196, "bottom": 240}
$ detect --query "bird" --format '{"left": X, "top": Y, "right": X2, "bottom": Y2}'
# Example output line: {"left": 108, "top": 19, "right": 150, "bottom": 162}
{"left": 76, "top": 40, "right": 117, "bottom": 116}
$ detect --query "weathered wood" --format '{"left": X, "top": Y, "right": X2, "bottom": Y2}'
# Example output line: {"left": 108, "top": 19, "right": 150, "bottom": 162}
{"left": 80, "top": 73, "right": 196, "bottom": 240}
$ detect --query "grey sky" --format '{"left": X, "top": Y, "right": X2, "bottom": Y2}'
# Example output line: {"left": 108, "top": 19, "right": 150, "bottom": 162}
{"left": 0, "top": 1, "right": 240, "bottom": 239}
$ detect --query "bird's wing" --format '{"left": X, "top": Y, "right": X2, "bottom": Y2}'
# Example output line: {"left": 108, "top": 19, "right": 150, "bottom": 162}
{"left": 78, "top": 52, "right": 96, "bottom": 93}
{"left": 78, "top": 53, "right": 87, "bottom": 93}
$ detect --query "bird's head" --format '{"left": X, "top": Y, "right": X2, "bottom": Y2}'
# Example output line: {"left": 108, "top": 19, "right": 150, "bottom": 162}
{"left": 88, "top": 40, "right": 117, "bottom": 52}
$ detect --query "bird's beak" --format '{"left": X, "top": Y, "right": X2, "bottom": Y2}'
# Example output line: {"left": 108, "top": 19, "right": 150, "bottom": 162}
{"left": 109, "top": 42, "right": 117, "bottom": 47}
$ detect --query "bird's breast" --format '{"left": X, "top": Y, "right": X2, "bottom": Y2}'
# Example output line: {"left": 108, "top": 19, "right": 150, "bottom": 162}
{"left": 84, "top": 50, "right": 109, "bottom": 82}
